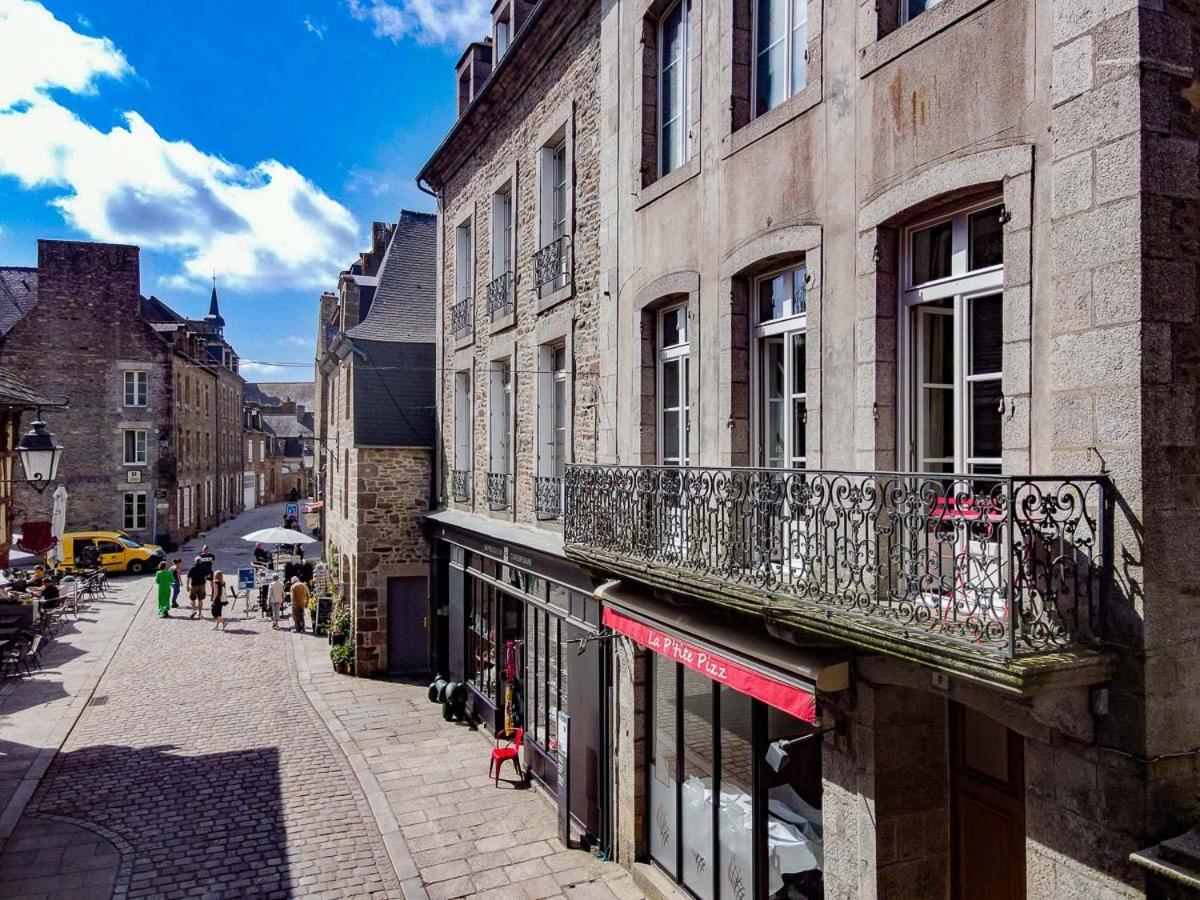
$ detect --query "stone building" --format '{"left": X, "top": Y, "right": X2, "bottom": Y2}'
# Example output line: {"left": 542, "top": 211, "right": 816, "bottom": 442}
{"left": 317, "top": 211, "right": 437, "bottom": 676}
{"left": 241, "top": 405, "right": 286, "bottom": 509}
{"left": 419, "top": 0, "right": 1200, "bottom": 895}
{"left": 0, "top": 368, "right": 60, "bottom": 567}
{"left": 0, "top": 241, "right": 244, "bottom": 550}
{"left": 417, "top": 0, "right": 615, "bottom": 848}
{"left": 246, "top": 381, "right": 316, "bottom": 498}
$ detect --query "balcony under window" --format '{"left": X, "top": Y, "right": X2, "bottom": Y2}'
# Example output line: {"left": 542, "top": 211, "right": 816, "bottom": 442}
{"left": 563, "top": 464, "right": 1114, "bottom": 693}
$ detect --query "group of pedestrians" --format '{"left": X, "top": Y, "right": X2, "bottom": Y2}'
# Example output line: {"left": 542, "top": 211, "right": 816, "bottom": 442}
{"left": 263, "top": 573, "right": 310, "bottom": 632}
{"left": 153, "top": 544, "right": 232, "bottom": 629}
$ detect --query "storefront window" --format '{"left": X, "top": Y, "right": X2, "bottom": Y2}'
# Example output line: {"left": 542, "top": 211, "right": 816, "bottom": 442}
{"left": 499, "top": 594, "right": 524, "bottom": 732}
{"left": 467, "top": 580, "right": 497, "bottom": 699}
{"left": 648, "top": 661, "right": 824, "bottom": 899}
{"left": 681, "top": 667, "right": 715, "bottom": 899}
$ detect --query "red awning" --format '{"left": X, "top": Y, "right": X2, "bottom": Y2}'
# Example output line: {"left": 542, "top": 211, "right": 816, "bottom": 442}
{"left": 603, "top": 605, "right": 821, "bottom": 724}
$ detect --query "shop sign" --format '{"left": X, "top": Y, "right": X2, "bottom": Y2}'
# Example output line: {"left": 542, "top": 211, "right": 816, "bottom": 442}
{"left": 603, "top": 607, "right": 818, "bottom": 724}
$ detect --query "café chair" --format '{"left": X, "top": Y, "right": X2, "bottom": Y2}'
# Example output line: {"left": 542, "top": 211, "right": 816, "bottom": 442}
{"left": 488, "top": 727, "right": 524, "bottom": 786}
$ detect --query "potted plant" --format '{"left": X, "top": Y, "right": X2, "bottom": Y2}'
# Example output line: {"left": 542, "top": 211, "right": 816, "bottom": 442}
{"left": 330, "top": 641, "right": 354, "bottom": 675}
{"left": 329, "top": 607, "right": 351, "bottom": 646}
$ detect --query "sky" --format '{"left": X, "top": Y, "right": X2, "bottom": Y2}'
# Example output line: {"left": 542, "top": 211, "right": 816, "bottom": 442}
{"left": 0, "top": 0, "right": 483, "bottom": 380}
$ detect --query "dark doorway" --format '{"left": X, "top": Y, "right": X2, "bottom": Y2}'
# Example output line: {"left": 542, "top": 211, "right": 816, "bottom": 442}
{"left": 567, "top": 621, "right": 602, "bottom": 837}
{"left": 386, "top": 576, "right": 429, "bottom": 675}
{"left": 949, "top": 702, "right": 1026, "bottom": 900}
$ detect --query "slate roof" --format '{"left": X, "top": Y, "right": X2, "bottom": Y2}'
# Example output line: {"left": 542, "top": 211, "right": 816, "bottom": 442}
{"left": 260, "top": 413, "right": 313, "bottom": 439}
{"left": 0, "top": 267, "right": 37, "bottom": 337}
{"left": 244, "top": 381, "right": 315, "bottom": 409}
{"left": 346, "top": 210, "right": 437, "bottom": 343}
{"left": 0, "top": 365, "right": 57, "bottom": 408}
{"left": 352, "top": 339, "right": 436, "bottom": 447}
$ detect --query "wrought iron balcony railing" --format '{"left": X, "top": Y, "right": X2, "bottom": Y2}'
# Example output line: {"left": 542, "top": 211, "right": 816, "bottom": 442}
{"left": 534, "top": 235, "right": 571, "bottom": 296}
{"left": 451, "top": 469, "right": 471, "bottom": 503}
{"left": 533, "top": 475, "right": 563, "bottom": 520}
{"left": 564, "top": 465, "right": 1110, "bottom": 660}
{"left": 450, "top": 296, "right": 473, "bottom": 339}
{"left": 486, "top": 472, "right": 512, "bottom": 511}
{"left": 486, "top": 271, "right": 514, "bottom": 321}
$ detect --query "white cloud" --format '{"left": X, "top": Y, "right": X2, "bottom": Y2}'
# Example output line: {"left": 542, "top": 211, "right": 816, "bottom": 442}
{"left": 345, "top": 0, "right": 489, "bottom": 47}
{"left": 240, "top": 361, "right": 289, "bottom": 377}
{"left": 302, "top": 15, "right": 327, "bottom": 39}
{"left": 0, "top": 1, "right": 362, "bottom": 292}
{"left": 277, "top": 335, "right": 314, "bottom": 347}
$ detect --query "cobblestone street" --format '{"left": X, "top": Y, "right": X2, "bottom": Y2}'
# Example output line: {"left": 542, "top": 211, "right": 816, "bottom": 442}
{"left": 0, "top": 504, "right": 641, "bottom": 900}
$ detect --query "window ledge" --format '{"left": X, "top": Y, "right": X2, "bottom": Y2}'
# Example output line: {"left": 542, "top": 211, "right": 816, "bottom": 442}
{"left": 858, "top": 0, "right": 995, "bottom": 78}
{"left": 454, "top": 331, "right": 476, "bottom": 351}
{"left": 722, "top": 78, "right": 822, "bottom": 160}
{"left": 489, "top": 311, "right": 516, "bottom": 334}
{"left": 537, "top": 281, "right": 574, "bottom": 315}
{"left": 635, "top": 156, "right": 701, "bottom": 211}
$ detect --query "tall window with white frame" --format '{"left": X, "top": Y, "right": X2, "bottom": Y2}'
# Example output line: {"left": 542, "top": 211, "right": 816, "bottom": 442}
{"left": 535, "top": 343, "right": 568, "bottom": 519}
{"left": 753, "top": 0, "right": 808, "bottom": 117}
{"left": 753, "top": 265, "right": 807, "bottom": 469}
{"left": 123, "top": 491, "right": 147, "bottom": 530}
{"left": 488, "top": 360, "right": 513, "bottom": 510}
{"left": 453, "top": 370, "right": 473, "bottom": 502}
{"left": 537, "top": 137, "right": 570, "bottom": 295}
{"left": 454, "top": 220, "right": 474, "bottom": 338}
{"left": 124, "top": 428, "right": 148, "bottom": 465}
{"left": 657, "top": 305, "right": 690, "bottom": 467}
{"left": 124, "top": 370, "right": 147, "bottom": 407}
{"left": 489, "top": 185, "right": 514, "bottom": 321}
{"left": 903, "top": 201, "right": 1004, "bottom": 478}
{"left": 658, "top": 0, "right": 691, "bottom": 176}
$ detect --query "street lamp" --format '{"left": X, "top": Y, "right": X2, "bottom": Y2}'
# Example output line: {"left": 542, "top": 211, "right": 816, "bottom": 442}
{"left": 16, "top": 415, "right": 63, "bottom": 494}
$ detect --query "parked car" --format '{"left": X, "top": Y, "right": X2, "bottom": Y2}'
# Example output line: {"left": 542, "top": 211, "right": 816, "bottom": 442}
{"left": 58, "top": 531, "right": 165, "bottom": 575}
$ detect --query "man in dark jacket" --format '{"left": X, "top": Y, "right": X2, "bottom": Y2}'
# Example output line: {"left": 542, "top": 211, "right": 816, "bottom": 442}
{"left": 187, "top": 558, "right": 207, "bottom": 619}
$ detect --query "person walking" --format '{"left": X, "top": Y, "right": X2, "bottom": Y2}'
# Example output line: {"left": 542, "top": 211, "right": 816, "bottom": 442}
{"left": 267, "top": 574, "right": 285, "bottom": 629}
{"left": 210, "top": 571, "right": 229, "bottom": 630}
{"left": 197, "top": 545, "right": 216, "bottom": 599}
{"left": 170, "top": 558, "right": 183, "bottom": 608}
{"left": 187, "top": 557, "right": 207, "bottom": 619}
{"left": 289, "top": 576, "right": 309, "bottom": 633}
{"left": 155, "top": 562, "right": 173, "bottom": 618}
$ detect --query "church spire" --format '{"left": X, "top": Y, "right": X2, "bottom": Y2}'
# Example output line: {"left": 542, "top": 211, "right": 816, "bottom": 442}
{"left": 205, "top": 272, "right": 225, "bottom": 329}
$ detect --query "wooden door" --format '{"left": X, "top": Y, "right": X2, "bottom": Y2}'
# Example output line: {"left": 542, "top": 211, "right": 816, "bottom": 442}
{"left": 950, "top": 702, "right": 1026, "bottom": 900}
{"left": 386, "top": 576, "right": 429, "bottom": 675}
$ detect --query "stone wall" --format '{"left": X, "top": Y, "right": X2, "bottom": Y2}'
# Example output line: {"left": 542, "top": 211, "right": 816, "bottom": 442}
{"left": 438, "top": 0, "right": 602, "bottom": 528}
{"left": 5, "top": 241, "right": 172, "bottom": 542}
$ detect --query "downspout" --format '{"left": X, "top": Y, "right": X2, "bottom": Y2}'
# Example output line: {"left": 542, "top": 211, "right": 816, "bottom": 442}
{"left": 418, "top": 175, "right": 444, "bottom": 516}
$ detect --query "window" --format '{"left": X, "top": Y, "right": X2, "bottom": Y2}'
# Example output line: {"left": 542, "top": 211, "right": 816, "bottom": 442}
{"left": 123, "top": 429, "right": 147, "bottom": 465}
{"left": 489, "top": 360, "right": 513, "bottom": 509}
{"left": 123, "top": 492, "right": 147, "bottom": 530}
{"left": 124, "top": 371, "right": 148, "bottom": 407}
{"left": 902, "top": 0, "right": 945, "bottom": 23}
{"left": 903, "top": 201, "right": 1004, "bottom": 476}
{"left": 454, "top": 370, "right": 473, "bottom": 473}
{"left": 345, "top": 367, "right": 351, "bottom": 418}
{"left": 535, "top": 344, "right": 569, "bottom": 518}
{"left": 495, "top": 18, "right": 510, "bottom": 58}
{"left": 259, "top": 440, "right": 265, "bottom": 463}
{"left": 753, "top": 0, "right": 808, "bottom": 117}
{"left": 492, "top": 186, "right": 513, "bottom": 281}
{"left": 658, "top": 0, "right": 692, "bottom": 176}
{"left": 466, "top": 578, "right": 498, "bottom": 698}
{"left": 537, "top": 135, "right": 571, "bottom": 295}
{"left": 657, "top": 306, "right": 690, "bottom": 466}
{"left": 455, "top": 221, "right": 474, "bottom": 304}
{"left": 753, "top": 265, "right": 807, "bottom": 469}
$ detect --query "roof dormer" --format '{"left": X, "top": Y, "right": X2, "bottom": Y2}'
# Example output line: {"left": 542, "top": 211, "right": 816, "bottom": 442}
{"left": 455, "top": 39, "right": 493, "bottom": 116}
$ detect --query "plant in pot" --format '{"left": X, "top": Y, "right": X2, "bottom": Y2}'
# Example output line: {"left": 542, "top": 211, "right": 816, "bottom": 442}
{"left": 329, "top": 607, "right": 351, "bottom": 646}
{"left": 330, "top": 641, "right": 354, "bottom": 675}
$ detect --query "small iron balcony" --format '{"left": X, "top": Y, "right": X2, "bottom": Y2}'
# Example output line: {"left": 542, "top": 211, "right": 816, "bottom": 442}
{"left": 486, "top": 472, "right": 512, "bottom": 511}
{"left": 533, "top": 475, "right": 563, "bottom": 520}
{"left": 564, "top": 465, "right": 1112, "bottom": 673}
{"left": 486, "top": 271, "right": 514, "bottom": 321}
{"left": 450, "top": 297, "right": 473, "bottom": 339}
{"left": 534, "top": 235, "right": 571, "bottom": 297}
{"left": 451, "top": 469, "right": 471, "bottom": 503}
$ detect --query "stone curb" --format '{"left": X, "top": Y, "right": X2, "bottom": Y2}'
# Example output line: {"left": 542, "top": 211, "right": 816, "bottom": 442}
{"left": 288, "top": 631, "right": 429, "bottom": 900}
{"left": 27, "top": 811, "right": 136, "bottom": 900}
{"left": 0, "top": 579, "right": 154, "bottom": 851}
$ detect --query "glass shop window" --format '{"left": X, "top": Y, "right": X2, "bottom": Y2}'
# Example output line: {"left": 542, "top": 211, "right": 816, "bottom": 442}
{"left": 467, "top": 579, "right": 497, "bottom": 700}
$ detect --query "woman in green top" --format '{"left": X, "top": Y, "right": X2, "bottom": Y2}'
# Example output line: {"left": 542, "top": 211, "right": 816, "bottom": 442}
{"left": 154, "top": 561, "right": 173, "bottom": 618}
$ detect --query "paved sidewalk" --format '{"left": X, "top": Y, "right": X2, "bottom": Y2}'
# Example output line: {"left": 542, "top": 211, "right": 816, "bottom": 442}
{"left": 0, "top": 574, "right": 151, "bottom": 849}
{"left": 292, "top": 633, "right": 642, "bottom": 900}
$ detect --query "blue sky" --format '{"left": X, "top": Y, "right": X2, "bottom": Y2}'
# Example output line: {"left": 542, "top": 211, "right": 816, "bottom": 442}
{"left": 0, "top": 0, "right": 478, "bottom": 379}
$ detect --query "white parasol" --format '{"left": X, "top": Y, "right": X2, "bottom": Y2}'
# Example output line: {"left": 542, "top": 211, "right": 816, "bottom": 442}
{"left": 241, "top": 527, "right": 317, "bottom": 545}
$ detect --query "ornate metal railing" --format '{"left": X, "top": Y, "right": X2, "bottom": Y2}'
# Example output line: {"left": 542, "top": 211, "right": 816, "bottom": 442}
{"left": 533, "top": 475, "right": 563, "bottom": 520}
{"left": 451, "top": 469, "right": 471, "bottom": 503}
{"left": 486, "top": 271, "right": 514, "bottom": 321}
{"left": 450, "top": 296, "right": 473, "bottom": 339}
{"left": 486, "top": 472, "right": 512, "bottom": 511}
{"left": 564, "top": 465, "right": 1111, "bottom": 659}
{"left": 534, "top": 235, "right": 571, "bottom": 296}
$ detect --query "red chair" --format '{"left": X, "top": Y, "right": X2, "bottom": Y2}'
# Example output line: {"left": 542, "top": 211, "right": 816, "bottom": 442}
{"left": 488, "top": 728, "right": 523, "bottom": 786}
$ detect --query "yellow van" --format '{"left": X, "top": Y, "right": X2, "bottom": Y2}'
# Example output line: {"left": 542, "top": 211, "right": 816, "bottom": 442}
{"left": 59, "top": 531, "right": 165, "bottom": 575}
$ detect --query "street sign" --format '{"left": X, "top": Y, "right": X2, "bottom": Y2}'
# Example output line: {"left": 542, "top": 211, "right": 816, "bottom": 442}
{"left": 286, "top": 502, "right": 299, "bottom": 519}
{"left": 238, "top": 568, "right": 254, "bottom": 592}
